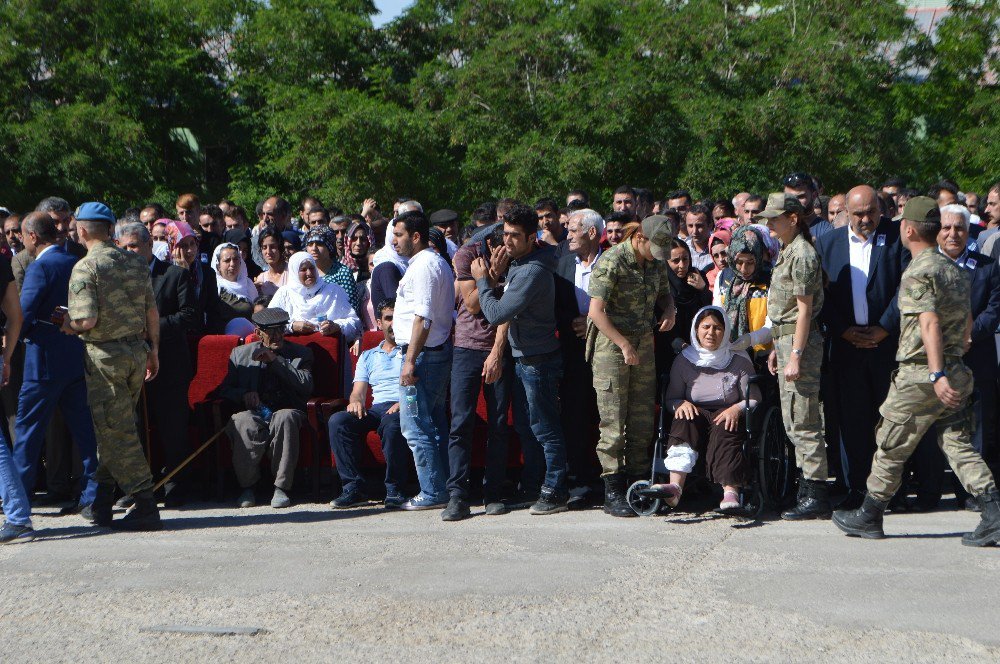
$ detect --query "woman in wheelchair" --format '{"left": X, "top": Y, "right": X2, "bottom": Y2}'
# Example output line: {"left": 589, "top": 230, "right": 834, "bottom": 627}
{"left": 653, "top": 306, "right": 761, "bottom": 512}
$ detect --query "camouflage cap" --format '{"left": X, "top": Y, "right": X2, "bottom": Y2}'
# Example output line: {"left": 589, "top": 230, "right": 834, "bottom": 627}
{"left": 901, "top": 196, "right": 941, "bottom": 223}
{"left": 641, "top": 214, "right": 675, "bottom": 261}
{"left": 251, "top": 307, "right": 289, "bottom": 330}
{"left": 755, "top": 192, "right": 806, "bottom": 219}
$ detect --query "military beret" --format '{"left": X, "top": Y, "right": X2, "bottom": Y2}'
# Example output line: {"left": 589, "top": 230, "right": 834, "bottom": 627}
{"left": 75, "top": 202, "right": 116, "bottom": 224}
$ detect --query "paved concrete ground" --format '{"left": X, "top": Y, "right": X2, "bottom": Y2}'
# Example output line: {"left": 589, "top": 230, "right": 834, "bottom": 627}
{"left": 1, "top": 500, "right": 998, "bottom": 662}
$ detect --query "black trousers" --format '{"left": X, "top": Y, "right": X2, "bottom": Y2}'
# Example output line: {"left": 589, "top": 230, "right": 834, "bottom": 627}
{"left": 560, "top": 344, "right": 600, "bottom": 487}
{"left": 832, "top": 341, "right": 895, "bottom": 493}
{"left": 145, "top": 376, "right": 191, "bottom": 486}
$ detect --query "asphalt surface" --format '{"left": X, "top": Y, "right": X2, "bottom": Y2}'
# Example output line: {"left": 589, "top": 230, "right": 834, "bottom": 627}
{"left": 1, "top": 499, "right": 998, "bottom": 662}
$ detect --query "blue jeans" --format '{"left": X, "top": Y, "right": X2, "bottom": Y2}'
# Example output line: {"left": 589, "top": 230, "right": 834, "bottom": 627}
{"left": 400, "top": 344, "right": 453, "bottom": 501}
{"left": 512, "top": 351, "right": 568, "bottom": 492}
{"left": 0, "top": 429, "right": 32, "bottom": 526}
{"left": 329, "top": 402, "right": 410, "bottom": 498}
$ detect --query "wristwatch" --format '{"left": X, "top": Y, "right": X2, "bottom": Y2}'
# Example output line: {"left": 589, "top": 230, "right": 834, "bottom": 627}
{"left": 791, "top": 348, "right": 803, "bottom": 357}
{"left": 929, "top": 371, "right": 946, "bottom": 383}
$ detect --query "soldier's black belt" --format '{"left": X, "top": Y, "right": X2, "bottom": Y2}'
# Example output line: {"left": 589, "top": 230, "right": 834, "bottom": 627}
{"left": 90, "top": 334, "right": 144, "bottom": 345}
{"left": 771, "top": 321, "right": 818, "bottom": 340}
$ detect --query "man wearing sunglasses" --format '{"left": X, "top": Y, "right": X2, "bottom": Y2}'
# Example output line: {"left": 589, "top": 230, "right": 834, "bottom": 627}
{"left": 784, "top": 172, "right": 833, "bottom": 241}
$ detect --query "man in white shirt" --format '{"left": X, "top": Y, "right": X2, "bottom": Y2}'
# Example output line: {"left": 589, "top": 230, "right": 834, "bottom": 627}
{"left": 393, "top": 211, "right": 455, "bottom": 510}
{"left": 684, "top": 204, "right": 715, "bottom": 273}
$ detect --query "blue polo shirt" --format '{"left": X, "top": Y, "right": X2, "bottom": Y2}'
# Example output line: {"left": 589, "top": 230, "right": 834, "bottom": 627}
{"left": 355, "top": 343, "right": 402, "bottom": 406}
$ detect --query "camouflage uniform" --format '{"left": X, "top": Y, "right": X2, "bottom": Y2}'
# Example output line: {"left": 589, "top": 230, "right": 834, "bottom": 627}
{"left": 768, "top": 232, "right": 827, "bottom": 481}
{"left": 587, "top": 239, "right": 671, "bottom": 477}
{"left": 867, "top": 247, "right": 996, "bottom": 501}
{"left": 69, "top": 240, "right": 155, "bottom": 496}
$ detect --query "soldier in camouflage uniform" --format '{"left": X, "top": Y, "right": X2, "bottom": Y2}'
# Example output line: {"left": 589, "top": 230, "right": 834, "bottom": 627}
{"left": 62, "top": 202, "right": 163, "bottom": 531}
{"left": 757, "top": 193, "right": 830, "bottom": 520}
{"left": 587, "top": 215, "right": 676, "bottom": 517}
{"left": 834, "top": 197, "right": 1000, "bottom": 546}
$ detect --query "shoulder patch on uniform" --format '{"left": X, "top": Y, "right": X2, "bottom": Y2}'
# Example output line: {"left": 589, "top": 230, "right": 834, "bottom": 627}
{"left": 70, "top": 280, "right": 87, "bottom": 294}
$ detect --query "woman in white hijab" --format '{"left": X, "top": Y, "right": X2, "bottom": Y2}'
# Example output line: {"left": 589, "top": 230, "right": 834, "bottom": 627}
{"left": 211, "top": 242, "right": 258, "bottom": 336}
{"left": 270, "top": 252, "right": 362, "bottom": 343}
{"left": 656, "top": 306, "right": 762, "bottom": 513}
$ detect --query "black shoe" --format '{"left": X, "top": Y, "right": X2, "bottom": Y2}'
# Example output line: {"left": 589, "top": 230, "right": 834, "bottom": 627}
{"left": 441, "top": 496, "right": 471, "bottom": 522}
{"left": 836, "top": 490, "right": 865, "bottom": 512}
{"left": 79, "top": 504, "right": 94, "bottom": 521}
{"left": 163, "top": 483, "right": 186, "bottom": 509}
{"left": 602, "top": 474, "right": 637, "bottom": 518}
{"left": 116, "top": 495, "right": 135, "bottom": 509}
{"left": 781, "top": 480, "right": 832, "bottom": 520}
{"left": 965, "top": 496, "right": 982, "bottom": 513}
{"left": 91, "top": 484, "right": 115, "bottom": 527}
{"left": 112, "top": 490, "right": 163, "bottom": 531}
{"left": 833, "top": 493, "right": 888, "bottom": 539}
{"left": 331, "top": 489, "right": 369, "bottom": 509}
{"left": 484, "top": 500, "right": 509, "bottom": 516}
{"left": 909, "top": 493, "right": 940, "bottom": 513}
{"left": 529, "top": 486, "right": 569, "bottom": 515}
{"left": 962, "top": 490, "right": 1000, "bottom": 547}
{"left": 505, "top": 489, "right": 540, "bottom": 510}
{"left": 567, "top": 486, "right": 597, "bottom": 511}
{"left": 0, "top": 522, "right": 36, "bottom": 544}
{"left": 34, "top": 491, "right": 75, "bottom": 507}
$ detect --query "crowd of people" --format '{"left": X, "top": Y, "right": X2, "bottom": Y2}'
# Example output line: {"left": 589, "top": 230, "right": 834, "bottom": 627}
{"left": 0, "top": 174, "right": 998, "bottom": 548}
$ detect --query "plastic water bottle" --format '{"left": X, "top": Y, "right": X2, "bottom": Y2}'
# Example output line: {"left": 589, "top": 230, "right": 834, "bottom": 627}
{"left": 404, "top": 385, "right": 419, "bottom": 418}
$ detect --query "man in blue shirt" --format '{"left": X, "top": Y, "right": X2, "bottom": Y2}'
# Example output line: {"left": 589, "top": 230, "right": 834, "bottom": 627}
{"left": 329, "top": 299, "right": 411, "bottom": 508}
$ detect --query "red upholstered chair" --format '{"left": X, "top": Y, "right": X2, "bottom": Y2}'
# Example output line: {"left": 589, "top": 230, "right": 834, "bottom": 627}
{"left": 186, "top": 334, "right": 241, "bottom": 498}
{"left": 317, "top": 330, "right": 387, "bottom": 468}
{"left": 284, "top": 332, "right": 344, "bottom": 497}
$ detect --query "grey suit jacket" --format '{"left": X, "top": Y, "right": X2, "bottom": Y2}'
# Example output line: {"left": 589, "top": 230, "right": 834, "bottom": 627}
{"left": 219, "top": 341, "right": 314, "bottom": 411}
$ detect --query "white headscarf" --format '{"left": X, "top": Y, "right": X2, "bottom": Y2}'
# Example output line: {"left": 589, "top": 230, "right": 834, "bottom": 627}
{"left": 273, "top": 252, "right": 358, "bottom": 330}
{"left": 372, "top": 217, "right": 409, "bottom": 275}
{"left": 211, "top": 242, "right": 257, "bottom": 302}
{"left": 681, "top": 305, "right": 749, "bottom": 370}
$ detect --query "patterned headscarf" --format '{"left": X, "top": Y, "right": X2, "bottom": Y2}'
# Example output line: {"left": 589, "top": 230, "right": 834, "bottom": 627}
{"left": 303, "top": 227, "right": 338, "bottom": 256}
{"left": 165, "top": 220, "right": 196, "bottom": 253}
{"left": 342, "top": 219, "right": 373, "bottom": 272}
{"left": 724, "top": 225, "right": 770, "bottom": 339}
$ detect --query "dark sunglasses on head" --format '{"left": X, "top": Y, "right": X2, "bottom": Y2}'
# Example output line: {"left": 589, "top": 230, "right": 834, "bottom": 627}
{"left": 783, "top": 172, "right": 813, "bottom": 189}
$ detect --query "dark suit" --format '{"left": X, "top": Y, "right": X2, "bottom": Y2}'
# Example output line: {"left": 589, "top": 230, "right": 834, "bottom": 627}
{"left": 189, "top": 261, "right": 223, "bottom": 333}
{"left": 12, "top": 245, "right": 99, "bottom": 507}
{"left": 815, "top": 219, "right": 908, "bottom": 493}
{"left": 145, "top": 258, "right": 197, "bottom": 493}
{"left": 915, "top": 250, "right": 1000, "bottom": 498}
{"left": 554, "top": 251, "right": 601, "bottom": 488}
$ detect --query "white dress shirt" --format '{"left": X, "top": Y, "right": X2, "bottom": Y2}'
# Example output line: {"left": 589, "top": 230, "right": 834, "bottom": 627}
{"left": 848, "top": 228, "right": 874, "bottom": 326}
{"left": 394, "top": 248, "right": 455, "bottom": 347}
{"left": 573, "top": 250, "right": 601, "bottom": 315}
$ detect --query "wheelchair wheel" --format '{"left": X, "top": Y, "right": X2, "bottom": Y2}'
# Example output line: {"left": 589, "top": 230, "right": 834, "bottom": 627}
{"left": 758, "top": 406, "right": 797, "bottom": 508}
{"left": 626, "top": 480, "right": 662, "bottom": 516}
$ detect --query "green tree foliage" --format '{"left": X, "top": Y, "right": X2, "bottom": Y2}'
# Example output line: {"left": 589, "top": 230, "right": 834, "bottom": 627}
{"left": 0, "top": 0, "right": 997, "bottom": 214}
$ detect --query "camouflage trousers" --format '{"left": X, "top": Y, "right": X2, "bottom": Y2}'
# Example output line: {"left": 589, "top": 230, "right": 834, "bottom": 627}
{"left": 867, "top": 362, "right": 996, "bottom": 502}
{"left": 775, "top": 331, "right": 828, "bottom": 481}
{"left": 592, "top": 332, "right": 655, "bottom": 477}
{"left": 84, "top": 340, "right": 153, "bottom": 496}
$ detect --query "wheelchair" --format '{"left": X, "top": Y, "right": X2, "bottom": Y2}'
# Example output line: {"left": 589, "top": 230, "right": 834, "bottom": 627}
{"left": 626, "top": 372, "right": 798, "bottom": 519}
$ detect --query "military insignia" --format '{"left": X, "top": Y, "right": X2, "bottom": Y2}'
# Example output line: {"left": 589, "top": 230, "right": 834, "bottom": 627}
{"left": 70, "top": 281, "right": 86, "bottom": 294}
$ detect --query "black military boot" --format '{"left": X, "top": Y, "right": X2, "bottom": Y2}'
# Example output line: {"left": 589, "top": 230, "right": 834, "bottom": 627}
{"left": 90, "top": 483, "right": 115, "bottom": 527}
{"left": 781, "top": 480, "right": 832, "bottom": 520}
{"left": 112, "top": 490, "right": 164, "bottom": 531}
{"left": 962, "top": 489, "right": 1000, "bottom": 547}
{"left": 833, "top": 493, "right": 888, "bottom": 539}
{"left": 603, "top": 474, "right": 636, "bottom": 518}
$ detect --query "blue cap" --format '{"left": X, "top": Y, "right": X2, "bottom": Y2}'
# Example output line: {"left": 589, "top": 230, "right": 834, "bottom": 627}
{"left": 74, "top": 202, "right": 116, "bottom": 224}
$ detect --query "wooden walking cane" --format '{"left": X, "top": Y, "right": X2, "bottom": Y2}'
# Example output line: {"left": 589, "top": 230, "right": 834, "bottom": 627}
{"left": 153, "top": 427, "right": 227, "bottom": 493}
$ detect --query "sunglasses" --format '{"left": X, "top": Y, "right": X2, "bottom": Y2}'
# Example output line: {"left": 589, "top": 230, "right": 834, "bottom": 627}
{"left": 783, "top": 173, "right": 813, "bottom": 189}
